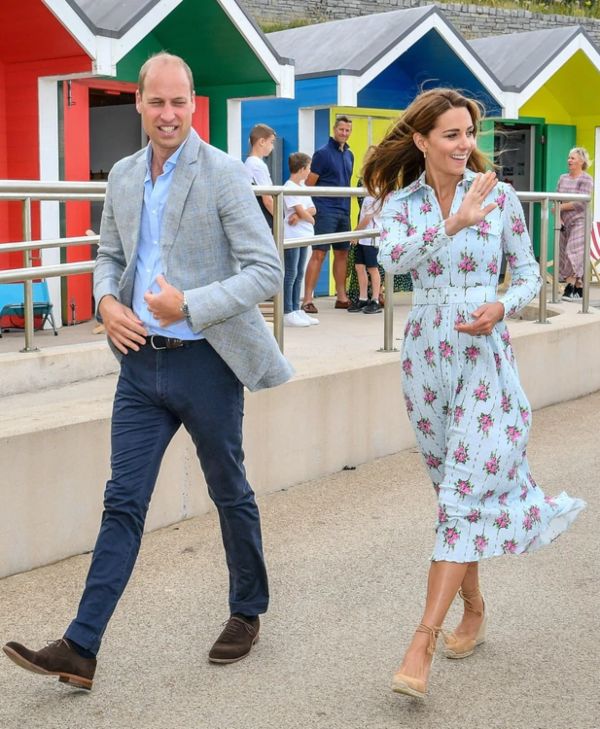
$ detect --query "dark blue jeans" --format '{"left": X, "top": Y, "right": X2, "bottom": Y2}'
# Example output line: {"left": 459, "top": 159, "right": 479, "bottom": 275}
{"left": 65, "top": 340, "right": 268, "bottom": 655}
{"left": 284, "top": 245, "right": 308, "bottom": 314}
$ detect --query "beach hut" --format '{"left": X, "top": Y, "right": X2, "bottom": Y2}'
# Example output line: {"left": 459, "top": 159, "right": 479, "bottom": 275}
{"left": 241, "top": 5, "right": 504, "bottom": 295}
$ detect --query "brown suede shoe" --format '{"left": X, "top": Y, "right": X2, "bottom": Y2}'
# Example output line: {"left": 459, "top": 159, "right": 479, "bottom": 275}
{"left": 2, "top": 638, "right": 96, "bottom": 690}
{"left": 334, "top": 299, "right": 350, "bottom": 309}
{"left": 208, "top": 615, "right": 259, "bottom": 664}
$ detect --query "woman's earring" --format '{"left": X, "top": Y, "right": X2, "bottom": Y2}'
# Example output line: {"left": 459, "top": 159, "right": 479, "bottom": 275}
{"left": 422, "top": 149, "right": 427, "bottom": 160}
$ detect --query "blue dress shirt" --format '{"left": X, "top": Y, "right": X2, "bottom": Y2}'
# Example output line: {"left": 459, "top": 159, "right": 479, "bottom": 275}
{"left": 132, "top": 138, "right": 203, "bottom": 340}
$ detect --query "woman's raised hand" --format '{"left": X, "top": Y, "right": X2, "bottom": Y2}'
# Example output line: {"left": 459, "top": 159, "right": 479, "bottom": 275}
{"left": 445, "top": 171, "right": 498, "bottom": 236}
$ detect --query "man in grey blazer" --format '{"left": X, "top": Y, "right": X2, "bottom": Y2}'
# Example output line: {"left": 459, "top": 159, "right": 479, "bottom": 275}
{"left": 3, "top": 52, "right": 292, "bottom": 691}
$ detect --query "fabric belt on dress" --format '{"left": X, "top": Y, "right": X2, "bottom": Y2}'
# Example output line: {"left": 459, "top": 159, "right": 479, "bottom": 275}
{"left": 412, "top": 285, "right": 498, "bottom": 306}
{"left": 146, "top": 335, "right": 200, "bottom": 350}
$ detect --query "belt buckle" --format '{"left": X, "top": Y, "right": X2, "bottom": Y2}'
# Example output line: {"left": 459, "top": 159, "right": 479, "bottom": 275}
{"left": 150, "top": 335, "right": 167, "bottom": 351}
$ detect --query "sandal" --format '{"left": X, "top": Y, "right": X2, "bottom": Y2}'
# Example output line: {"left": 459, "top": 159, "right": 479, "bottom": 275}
{"left": 302, "top": 302, "right": 319, "bottom": 314}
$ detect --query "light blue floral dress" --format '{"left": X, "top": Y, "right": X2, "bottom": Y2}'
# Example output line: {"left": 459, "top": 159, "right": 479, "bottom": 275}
{"left": 378, "top": 169, "right": 586, "bottom": 562}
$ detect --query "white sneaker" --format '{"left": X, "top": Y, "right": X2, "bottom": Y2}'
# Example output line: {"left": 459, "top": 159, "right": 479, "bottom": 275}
{"left": 295, "top": 309, "right": 319, "bottom": 325}
{"left": 284, "top": 311, "right": 310, "bottom": 327}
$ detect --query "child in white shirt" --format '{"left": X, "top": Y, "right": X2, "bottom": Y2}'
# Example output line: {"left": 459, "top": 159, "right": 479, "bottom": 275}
{"left": 348, "top": 194, "right": 382, "bottom": 314}
{"left": 283, "top": 153, "right": 318, "bottom": 327}
{"left": 244, "top": 123, "right": 276, "bottom": 227}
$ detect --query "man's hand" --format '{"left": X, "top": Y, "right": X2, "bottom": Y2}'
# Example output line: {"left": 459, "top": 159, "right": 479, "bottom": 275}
{"left": 144, "top": 274, "right": 185, "bottom": 327}
{"left": 455, "top": 301, "right": 505, "bottom": 336}
{"left": 98, "top": 296, "right": 147, "bottom": 354}
{"left": 288, "top": 212, "right": 299, "bottom": 226}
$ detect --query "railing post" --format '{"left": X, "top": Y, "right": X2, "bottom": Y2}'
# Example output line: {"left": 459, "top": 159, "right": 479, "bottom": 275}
{"left": 552, "top": 202, "right": 561, "bottom": 304}
{"left": 537, "top": 198, "right": 549, "bottom": 324}
{"left": 582, "top": 200, "right": 592, "bottom": 314}
{"left": 271, "top": 192, "right": 284, "bottom": 352}
{"left": 379, "top": 270, "right": 397, "bottom": 352}
{"left": 21, "top": 197, "right": 38, "bottom": 352}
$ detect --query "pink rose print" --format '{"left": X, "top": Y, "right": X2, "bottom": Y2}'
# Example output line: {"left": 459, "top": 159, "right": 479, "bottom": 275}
{"left": 520, "top": 484, "right": 529, "bottom": 501}
{"left": 527, "top": 471, "right": 537, "bottom": 488}
{"left": 454, "top": 311, "right": 467, "bottom": 326}
{"left": 379, "top": 227, "right": 389, "bottom": 242}
{"left": 458, "top": 250, "right": 478, "bottom": 275}
{"left": 476, "top": 219, "right": 491, "bottom": 241}
{"left": 498, "top": 491, "right": 509, "bottom": 506}
{"left": 505, "top": 424, "right": 522, "bottom": 444}
{"left": 402, "top": 357, "right": 413, "bottom": 377}
{"left": 443, "top": 526, "right": 461, "bottom": 548}
{"left": 439, "top": 340, "right": 454, "bottom": 360}
{"left": 406, "top": 224, "right": 417, "bottom": 237}
{"left": 390, "top": 243, "right": 405, "bottom": 262}
{"left": 426, "top": 452, "right": 443, "bottom": 470}
{"left": 464, "top": 344, "right": 480, "bottom": 364}
{"left": 411, "top": 320, "right": 423, "bottom": 339}
{"left": 424, "top": 346, "right": 436, "bottom": 367}
{"left": 438, "top": 504, "right": 448, "bottom": 524}
{"left": 433, "top": 482, "right": 440, "bottom": 496}
{"left": 520, "top": 406, "right": 530, "bottom": 425}
{"left": 506, "top": 252, "right": 517, "bottom": 269}
{"left": 486, "top": 256, "right": 498, "bottom": 276}
{"left": 393, "top": 211, "right": 408, "bottom": 225}
{"left": 473, "top": 379, "right": 490, "bottom": 402}
{"left": 544, "top": 495, "right": 558, "bottom": 509}
{"left": 477, "top": 412, "right": 494, "bottom": 435}
{"left": 410, "top": 267, "right": 420, "bottom": 280}
{"left": 404, "top": 394, "right": 413, "bottom": 414}
{"left": 501, "top": 329, "right": 511, "bottom": 346}
{"left": 456, "top": 478, "right": 473, "bottom": 499}
{"left": 420, "top": 198, "right": 432, "bottom": 214}
{"left": 507, "top": 463, "right": 518, "bottom": 481}
{"left": 495, "top": 192, "right": 506, "bottom": 211}
{"left": 529, "top": 505, "right": 541, "bottom": 523}
{"left": 455, "top": 375, "right": 464, "bottom": 395}
{"left": 453, "top": 405, "right": 465, "bottom": 426}
{"left": 511, "top": 214, "right": 525, "bottom": 235}
{"left": 433, "top": 307, "right": 443, "bottom": 328}
{"left": 494, "top": 352, "right": 502, "bottom": 373}
{"left": 417, "top": 417, "right": 433, "bottom": 437}
{"left": 522, "top": 514, "right": 533, "bottom": 532}
{"left": 473, "top": 534, "right": 488, "bottom": 555}
{"left": 427, "top": 258, "right": 444, "bottom": 278}
{"left": 501, "top": 391, "right": 512, "bottom": 413}
{"left": 481, "top": 489, "right": 495, "bottom": 502}
{"left": 502, "top": 539, "right": 518, "bottom": 554}
{"left": 423, "top": 385, "right": 437, "bottom": 406}
{"left": 484, "top": 452, "right": 500, "bottom": 476}
{"left": 422, "top": 226, "right": 439, "bottom": 244}
{"left": 453, "top": 441, "right": 469, "bottom": 464}
{"left": 494, "top": 510, "right": 511, "bottom": 530}
{"left": 466, "top": 508, "right": 481, "bottom": 524}
{"left": 404, "top": 320, "right": 411, "bottom": 337}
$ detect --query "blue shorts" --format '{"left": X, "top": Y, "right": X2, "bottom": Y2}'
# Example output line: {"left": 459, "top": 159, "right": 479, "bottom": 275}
{"left": 354, "top": 244, "right": 379, "bottom": 268}
{"left": 312, "top": 209, "right": 351, "bottom": 252}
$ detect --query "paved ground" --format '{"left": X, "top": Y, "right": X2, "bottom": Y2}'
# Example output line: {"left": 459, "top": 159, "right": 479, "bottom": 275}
{"left": 0, "top": 389, "right": 598, "bottom": 729}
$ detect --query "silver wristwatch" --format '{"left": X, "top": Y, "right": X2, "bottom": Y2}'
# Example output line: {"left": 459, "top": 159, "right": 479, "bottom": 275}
{"left": 180, "top": 294, "right": 191, "bottom": 322}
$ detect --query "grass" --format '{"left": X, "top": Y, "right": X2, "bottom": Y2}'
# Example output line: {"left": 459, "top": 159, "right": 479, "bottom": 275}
{"left": 258, "top": 0, "right": 600, "bottom": 32}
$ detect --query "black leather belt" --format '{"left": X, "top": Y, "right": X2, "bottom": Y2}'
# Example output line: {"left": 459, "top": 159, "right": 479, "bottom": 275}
{"left": 147, "top": 335, "right": 186, "bottom": 350}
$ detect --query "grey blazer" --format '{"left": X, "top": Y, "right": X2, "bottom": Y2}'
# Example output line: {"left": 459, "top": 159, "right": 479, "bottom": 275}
{"left": 94, "top": 129, "right": 293, "bottom": 391}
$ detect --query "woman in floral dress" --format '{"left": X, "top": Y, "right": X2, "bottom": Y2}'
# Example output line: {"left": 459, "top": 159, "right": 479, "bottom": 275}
{"left": 557, "top": 147, "right": 594, "bottom": 301}
{"left": 362, "top": 88, "right": 585, "bottom": 700}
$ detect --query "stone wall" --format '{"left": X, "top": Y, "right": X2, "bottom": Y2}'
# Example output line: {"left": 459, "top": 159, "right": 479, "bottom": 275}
{"left": 242, "top": 0, "right": 600, "bottom": 45}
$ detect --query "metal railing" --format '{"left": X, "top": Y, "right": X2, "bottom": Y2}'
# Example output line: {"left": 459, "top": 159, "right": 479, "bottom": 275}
{"left": 0, "top": 180, "right": 593, "bottom": 353}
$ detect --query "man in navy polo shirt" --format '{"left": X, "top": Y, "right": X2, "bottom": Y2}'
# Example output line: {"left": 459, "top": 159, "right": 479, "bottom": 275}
{"left": 301, "top": 116, "right": 354, "bottom": 313}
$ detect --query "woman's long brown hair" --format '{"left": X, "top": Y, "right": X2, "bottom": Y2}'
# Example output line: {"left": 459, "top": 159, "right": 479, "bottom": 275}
{"left": 362, "top": 88, "right": 491, "bottom": 204}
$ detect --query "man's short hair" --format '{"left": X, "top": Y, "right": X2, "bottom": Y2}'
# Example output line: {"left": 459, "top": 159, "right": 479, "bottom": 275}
{"left": 138, "top": 52, "right": 195, "bottom": 97}
{"left": 288, "top": 152, "right": 312, "bottom": 174}
{"left": 334, "top": 115, "right": 352, "bottom": 127}
{"left": 249, "top": 124, "right": 276, "bottom": 147}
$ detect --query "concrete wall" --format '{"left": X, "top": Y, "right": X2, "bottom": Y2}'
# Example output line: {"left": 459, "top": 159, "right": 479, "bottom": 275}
{"left": 244, "top": 0, "right": 600, "bottom": 45}
{"left": 2, "top": 307, "right": 600, "bottom": 578}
